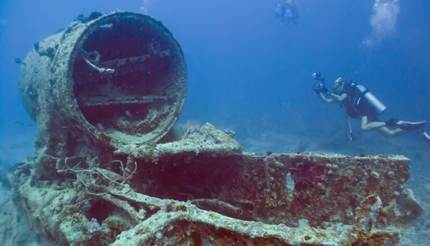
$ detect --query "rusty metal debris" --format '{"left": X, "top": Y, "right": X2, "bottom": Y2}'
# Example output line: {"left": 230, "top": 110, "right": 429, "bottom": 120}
{"left": 19, "top": 11, "right": 186, "bottom": 146}
{"left": 6, "top": 123, "right": 422, "bottom": 245}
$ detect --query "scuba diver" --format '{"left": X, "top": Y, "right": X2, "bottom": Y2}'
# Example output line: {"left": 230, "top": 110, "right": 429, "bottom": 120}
{"left": 312, "top": 72, "right": 430, "bottom": 145}
{"left": 274, "top": 0, "right": 299, "bottom": 25}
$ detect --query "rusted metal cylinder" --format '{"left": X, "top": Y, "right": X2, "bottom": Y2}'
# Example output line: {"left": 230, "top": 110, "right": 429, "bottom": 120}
{"left": 19, "top": 12, "right": 186, "bottom": 147}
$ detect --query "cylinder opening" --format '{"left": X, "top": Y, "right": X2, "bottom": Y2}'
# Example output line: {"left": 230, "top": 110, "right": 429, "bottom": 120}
{"left": 72, "top": 13, "right": 185, "bottom": 141}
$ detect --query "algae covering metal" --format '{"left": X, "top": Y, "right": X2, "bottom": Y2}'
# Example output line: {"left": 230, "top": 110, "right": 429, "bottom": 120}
{"left": 9, "top": 11, "right": 423, "bottom": 246}
{"left": 10, "top": 123, "right": 422, "bottom": 246}
{"left": 19, "top": 12, "right": 186, "bottom": 147}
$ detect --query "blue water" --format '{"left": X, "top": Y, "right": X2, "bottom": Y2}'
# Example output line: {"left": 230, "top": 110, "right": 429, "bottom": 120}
{"left": 0, "top": 0, "right": 429, "bottom": 244}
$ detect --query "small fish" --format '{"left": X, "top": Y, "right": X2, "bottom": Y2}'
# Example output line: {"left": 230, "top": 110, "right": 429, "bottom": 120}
{"left": 75, "top": 12, "right": 102, "bottom": 23}
{"left": 14, "top": 58, "right": 23, "bottom": 64}
{"left": 224, "top": 130, "right": 236, "bottom": 138}
{"left": 33, "top": 42, "right": 40, "bottom": 51}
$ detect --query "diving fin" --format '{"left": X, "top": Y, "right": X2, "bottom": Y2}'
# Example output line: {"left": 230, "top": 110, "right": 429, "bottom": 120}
{"left": 423, "top": 131, "right": 430, "bottom": 146}
{"left": 386, "top": 119, "right": 427, "bottom": 131}
{"left": 395, "top": 120, "right": 427, "bottom": 131}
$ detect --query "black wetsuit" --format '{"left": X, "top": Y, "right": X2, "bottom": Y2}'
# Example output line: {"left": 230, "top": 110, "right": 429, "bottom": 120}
{"left": 334, "top": 82, "right": 379, "bottom": 120}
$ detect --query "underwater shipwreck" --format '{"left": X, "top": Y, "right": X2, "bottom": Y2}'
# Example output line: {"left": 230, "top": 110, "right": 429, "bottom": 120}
{"left": 1, "top": 12, "right": 424, "bottom": 245}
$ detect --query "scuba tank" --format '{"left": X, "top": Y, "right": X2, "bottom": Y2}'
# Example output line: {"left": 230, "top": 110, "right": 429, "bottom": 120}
{"left": 353, "top": 84, "right": 386, "bottom": 114}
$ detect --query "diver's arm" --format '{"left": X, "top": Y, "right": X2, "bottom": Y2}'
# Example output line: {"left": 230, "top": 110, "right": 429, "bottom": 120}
{"left": 328, "top": 92, "right": 347, "bottom": 102}
{"left": 318, "top": 92, "right": 347, "bottom": 103}
{"left": 318, "top": 92, "right": 335, "bottom": 103}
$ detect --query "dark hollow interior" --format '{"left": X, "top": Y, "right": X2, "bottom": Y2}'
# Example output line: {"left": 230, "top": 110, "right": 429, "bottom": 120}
{"left": 73, "top": 15, "right": 180, "bottom": 135}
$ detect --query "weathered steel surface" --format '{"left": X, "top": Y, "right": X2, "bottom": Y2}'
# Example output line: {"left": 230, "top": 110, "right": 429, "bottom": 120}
{"left": 10, "top": 124, "right": 421, "bottom": 246}
{"left": 19, "top": 12, "right": 186, "bottom": 148}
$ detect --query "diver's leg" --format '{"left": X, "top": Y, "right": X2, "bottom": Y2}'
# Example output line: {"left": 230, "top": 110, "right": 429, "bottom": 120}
{"left": 360, "top": 116, "right": 385, "bottom": 131}
{"left": 391, "top": 120, "right": 427, "bottom": 131}
{"left": 378, "top": 118, "right": 427, "bottom": 136}
{"left": 360, "top": 116, "right": 404, "bottom": 136}
{"left": 361, "top": 116, "right": 424, "bottom": 137}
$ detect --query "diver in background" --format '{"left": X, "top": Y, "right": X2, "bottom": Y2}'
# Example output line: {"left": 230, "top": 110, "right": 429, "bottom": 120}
{"left": 274, "top": 0, "right": 299, "bottom": 25}
{"left": 312, "top": 72, "right": 430, "bottom": 144}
